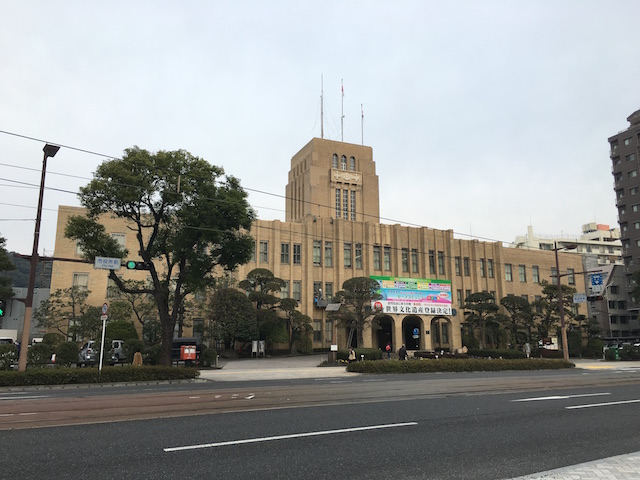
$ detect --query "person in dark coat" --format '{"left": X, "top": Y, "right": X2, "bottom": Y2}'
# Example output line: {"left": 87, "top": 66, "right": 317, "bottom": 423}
{"left": 398, "top": 344, "right": 408, "bottom": 360}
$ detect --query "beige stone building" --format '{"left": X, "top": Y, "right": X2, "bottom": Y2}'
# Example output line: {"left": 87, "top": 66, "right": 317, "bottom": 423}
{"left": 49, "top": 137, "right": 586, "bottom": 352}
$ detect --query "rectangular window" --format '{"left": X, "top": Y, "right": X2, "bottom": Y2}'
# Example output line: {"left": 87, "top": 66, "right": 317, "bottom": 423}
{"left": 551, "top": 267, "right": 558, "bottom": 285}
{"left": 384, "top": 246, "right": 391, "bottom": 271}
{"left": 488, "top": 259, "right": 494, "bottom": 278}
{"left": 402, "top": 248, "right": 409, "bottom": 272}
{"left": 532, "top": 265, "right": 540, "bottom": 283}
{"left": 293, "top": 243, "right": 301, "bottom": 264}
{"left": 111, "top": 233, "right": 126, "bottom": 249}
{"left": 292, "top": 281, "right": 301, "bottom": 301}
{"left": 505, "top": 264, "right": 512, "bottom": 282}
{"left": 441, "top": 323, "right": 449, "bottom": 344}
{"left": 355, "top": 243, "right": 363, "bottom": 269}
{"left": 519, "top": 265, "right": 526, "bottom": 282}
{"left": 429, "top": 250, "right": 435, "bottom": 274}
{"left": 465, "top": 290, "right": 471, "bottom": 303}
{"left": 480, "top": 259, "right": 486, "bottom": 278}
{"left": 325, "top": 320, "right": 333, "bottom": 343}
{"left": 335, "top": 189, "right": 341, "bottom": 218}
{"left": 438, "top": 251, "right": 445, "bottom": 275}
{"left": 72, "top": 272, "right": 89, "bottom": 290}
{"left": 457, "top": 289, "right": 463, "bottom": 308}
{"left": 281, "top": 281, "right": 289, "bottom": 299}
{"left": 280, "top": 243, "right": 290, "bottom": 263}
{"left": 373, "top": 245, "right": 381, "bottom": 270}
{"left": 324, "top": 242, "right": 333, "bottom": 267}
{"left": 411, "top": 249, "right": 418, "bottom": 273}
{"left": 463, "top": 257, "right": 470, "bottom": 276}
{"left": 313, "top": 241, "right": 321, "bottom": 266}
{"left": 344, "top": 242, "right": 352, "bottom": 268}
{"left": 249, "top": 242, "right": 256, "bottom": 262}
{"left": 343, "top": 190, "right": 349, "bottom": 219}
{"left": 627, "top": 153, "right": 636, "bottom": 162}
{"left": 324, "top": 282, "right": 333, "bottom": 301}
{"left": 535, "top": 295, "right": 542, "bottom": 314}
{"left": 259, "top": 241, "right": 268, "bottom": 263}
{"left": 313, "top": 282, "right": 323, "bottom": 302}
{"left": 350, "top": 190, "right": 356, "bottom": 221}
{"left": 75, "top": 241, "right": 84, "bottom": 256}
{"left": 106, "top": 276, "right": 122, "bottom": 299}
{"left": 455, "top": 256, "right": 461, "bottom": 276}
{"left": 567, "top": 268, "right": 575, "bottom": 285}
{"left": 313, "top": 321, "right": 322, "bottom": 342}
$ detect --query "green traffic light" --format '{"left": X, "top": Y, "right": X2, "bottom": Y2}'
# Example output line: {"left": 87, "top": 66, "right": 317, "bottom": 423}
{"left": 126, "top": 260, "right": 137, "bottom": 269}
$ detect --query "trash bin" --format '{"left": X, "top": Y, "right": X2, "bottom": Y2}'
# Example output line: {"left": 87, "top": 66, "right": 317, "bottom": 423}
{"left": 180, "top": 345, "right": 196, "bottom": 361}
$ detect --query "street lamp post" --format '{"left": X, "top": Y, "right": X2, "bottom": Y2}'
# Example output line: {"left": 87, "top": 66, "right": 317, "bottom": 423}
{"left": 553, "top": 241, "right": 577, "bottom": 363}
{"left": 17, "top": 143, "right": 60, "bottom": 372}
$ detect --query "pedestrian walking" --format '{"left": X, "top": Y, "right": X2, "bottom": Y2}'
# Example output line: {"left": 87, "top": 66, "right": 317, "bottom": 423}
{"left": 398, "top": 344, "right": 407, "bottom": 360}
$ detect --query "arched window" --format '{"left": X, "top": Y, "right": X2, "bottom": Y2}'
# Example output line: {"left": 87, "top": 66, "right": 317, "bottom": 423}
{"left": 332, "top": 154, "right": 338, "bottom": 169}
{"left": 349, "top": 156, "right": 356, "bottom": 171}
{"left": 341, "top": 155, "right": 347, "bottom": 170}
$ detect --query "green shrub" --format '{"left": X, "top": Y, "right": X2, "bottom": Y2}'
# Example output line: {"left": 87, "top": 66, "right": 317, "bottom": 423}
{"left": 538, "top": 349, "right": 563, "bottom": 359}
{"left": 605, "top": 348, "right": 619, "bottom": 361}
{"left": 54, "top": 341, "right": 79, "bottom": 367}
{"left": 467, "top": 348, "right": 526, "bottom": 359}
{"left": 105, "top": 320, "right": 139, "bottom": 341}
{"left": 201, "top": 347, "right": 218, "bottom": 367}
{"left": 144, "top": 343, "right": 162, "bottom": 365}
{"left": 0, "top": 365, "right": 199, "bottom": 387}
{"left": 346, "top": 358, "right": 574, "bottom": 374}
{"left": 124, "top": 339, "right": 144, "bottom": 363}
{"left": 28, "top": 343, "right": 53, "bottom": 367}
{"left": 42, "top": 333, "right": 65, "bottom": 346}
{"left": 297, "top": 336, "right": 313, "bottom": 355}
{"left": 0, "top": 344, "right": 17, "bottom": 370}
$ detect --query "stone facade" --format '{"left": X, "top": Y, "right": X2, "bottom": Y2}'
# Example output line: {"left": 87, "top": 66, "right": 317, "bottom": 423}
{"left": 49, "top": 138, "right": 586, "bottom": 352}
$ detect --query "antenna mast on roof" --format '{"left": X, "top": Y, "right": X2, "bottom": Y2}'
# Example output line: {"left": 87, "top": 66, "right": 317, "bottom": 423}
{"left": 361, "top": 104, "right": 364, "bottom": 145}
{"left": 320, "top": 75, "right": 324, "bottom": 139}
{"left": 341, "top": 79, "right": 344, "bottom": 142}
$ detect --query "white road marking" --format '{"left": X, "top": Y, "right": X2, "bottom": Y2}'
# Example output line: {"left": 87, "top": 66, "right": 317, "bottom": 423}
{"left": 566, "top": 399, "right": 640, "bottom": 409}
{"left": 0, "top": 395, "right": 50, "bottom": 401}
{"left": 188, "top": 396, "right": 200, "bottom": 399}
{"left": 17, "top": 412, "right": 38, "bottom": 416}
{"left": 164, "top": 422, "right": 418, "bottom": 452}
{"left": 512, "top": 393, "right": 611, "bottom": 402}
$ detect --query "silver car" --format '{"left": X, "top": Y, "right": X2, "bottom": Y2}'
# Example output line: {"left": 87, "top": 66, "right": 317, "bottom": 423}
{"left": 78, "top": 340, "right": 98, "bottom": 367}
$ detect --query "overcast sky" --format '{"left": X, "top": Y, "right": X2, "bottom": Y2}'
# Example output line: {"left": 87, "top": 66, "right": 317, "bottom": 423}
{"left": 1, "top": 0, "right": 639, "bottom": 256}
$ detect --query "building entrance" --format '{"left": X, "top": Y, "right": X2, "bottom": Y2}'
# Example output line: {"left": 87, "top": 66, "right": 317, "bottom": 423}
{"left": 374, "top": 315, "right": 393, "bottom": 350}
{"left": 402, "top": 316, "right": 422, "bottom": 350}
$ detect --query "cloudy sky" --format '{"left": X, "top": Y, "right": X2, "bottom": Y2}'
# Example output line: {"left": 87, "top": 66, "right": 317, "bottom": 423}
{"left": 1, "top": 0, "right": 638, "bottom": 255}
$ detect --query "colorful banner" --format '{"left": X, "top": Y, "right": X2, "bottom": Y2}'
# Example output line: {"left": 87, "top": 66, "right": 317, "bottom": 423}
{"left": 370, "top": 276, "right": 452, "bottom": 316}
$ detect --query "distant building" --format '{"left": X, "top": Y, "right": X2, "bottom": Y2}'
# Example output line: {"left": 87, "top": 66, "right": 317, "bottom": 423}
{"left": 609, "top": 108, "right": 640, "bottom": 316}
{"left": 1, "top": 287, "right": 50, "bottom": 343}
{"left": 512, "top": 224, "right": 622, "bottom": 266}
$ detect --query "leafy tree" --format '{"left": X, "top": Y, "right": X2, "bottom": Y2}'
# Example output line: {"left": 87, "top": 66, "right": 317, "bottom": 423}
{"left": 499, "top": 295, "right": 534, "bottom": 346}
{"left": 105, "top": 320, "right": 139, "bottom": 341}
{"left": 580, "top": 316, "right": 602, "bottom": 340}
{"left": 33, "top": 286, "right": 93, "bottom": 339}
{"left": 332, "top": 277, "right": 382, "bottom": 347}
{"left": 64, "top": 147, "right": 255, "bottom": 365}
{"left": 279, "top": 298, "right": 313, "bottom": 353}
{"left": 239, "top": 268, "right": 287, "bottom": 347}
{"left": 0, "top": 235, "right": 15, "bottom": 299}
{"left": 532, "top": 280, "right": 578, "bottom": 339}
{"left": 54, "top": 341, "right": 79, "bottom": 367}
{"left": 463, "top": 292, "right": 499, "bottom": 349}
{"left": 209, "top": 287, "right": 257, "bottom": 348}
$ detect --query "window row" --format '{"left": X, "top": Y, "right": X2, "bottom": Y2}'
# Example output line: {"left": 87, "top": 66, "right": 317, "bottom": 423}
{"left": 332, "top": 154, "right": 356, "bottom": 171}
{"left": 335, "top": 188, "right": 356, "bottom": 220}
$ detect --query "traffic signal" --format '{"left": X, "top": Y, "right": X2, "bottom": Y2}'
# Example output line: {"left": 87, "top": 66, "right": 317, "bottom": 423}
{"left": 125, "top": 260, "right": 152, "bottom": 270}
{"left": 0, "top": 299, "right": 5, "bottom": 317}
{"left": 587, "top": 295, "right": 603, "bottom": 302}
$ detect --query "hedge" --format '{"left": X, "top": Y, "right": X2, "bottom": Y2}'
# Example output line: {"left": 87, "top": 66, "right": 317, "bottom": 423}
{"left": 346, "top": 358, "right": 574, "bottom": 374}
{"left": 0, "top": 366, "right": 199, "bottom": 387}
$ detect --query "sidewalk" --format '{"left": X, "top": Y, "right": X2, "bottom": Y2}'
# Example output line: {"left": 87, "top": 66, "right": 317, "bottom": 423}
{"left": 510, "top": 451, "right": 640, "bottom": 479}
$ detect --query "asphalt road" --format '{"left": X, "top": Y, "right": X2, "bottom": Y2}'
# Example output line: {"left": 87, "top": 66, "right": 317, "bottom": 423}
{"left": 2, "top": 368, "right": 640, "bottom": 479}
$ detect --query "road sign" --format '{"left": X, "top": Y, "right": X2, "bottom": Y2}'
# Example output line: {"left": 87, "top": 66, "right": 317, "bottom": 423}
{"left": 573, "top": 293, "right": 587, "bottom": 303}
{"left": 94, "top": 257, "right": 122, "bottom": 270}
{"left": 101, "top": 303, "right": 108, "bottom": 315}
{"left": 100, "top": 314, "right": 108, "bottom": 322}
{"left": 590, "top": 273, "right": 603, "bottom": 293}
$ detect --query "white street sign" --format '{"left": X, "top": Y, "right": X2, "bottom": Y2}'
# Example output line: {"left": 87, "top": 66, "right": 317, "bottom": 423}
{"left": 573, "top": 293, "right": 587, "bottom": 303}
{"left": 100, "top": 314, "right": 108, "bottom": 322}
{"left": 94, "top": 257, "right": 122, "bottom": 270}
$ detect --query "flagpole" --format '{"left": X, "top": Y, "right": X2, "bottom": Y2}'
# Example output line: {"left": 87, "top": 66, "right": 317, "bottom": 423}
{"left": 341, "top": 79, "right": 344, "bottom": 142}
{"left": 320, "top": 75, "right": 324, "bottom": 139}
{"left": 361, "top": 103, "right": 364, "bottom": 145}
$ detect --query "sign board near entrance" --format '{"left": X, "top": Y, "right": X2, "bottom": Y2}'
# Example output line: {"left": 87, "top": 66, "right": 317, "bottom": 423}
{"left": 370, "top": 276, "right": 452, "bottom": 316}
